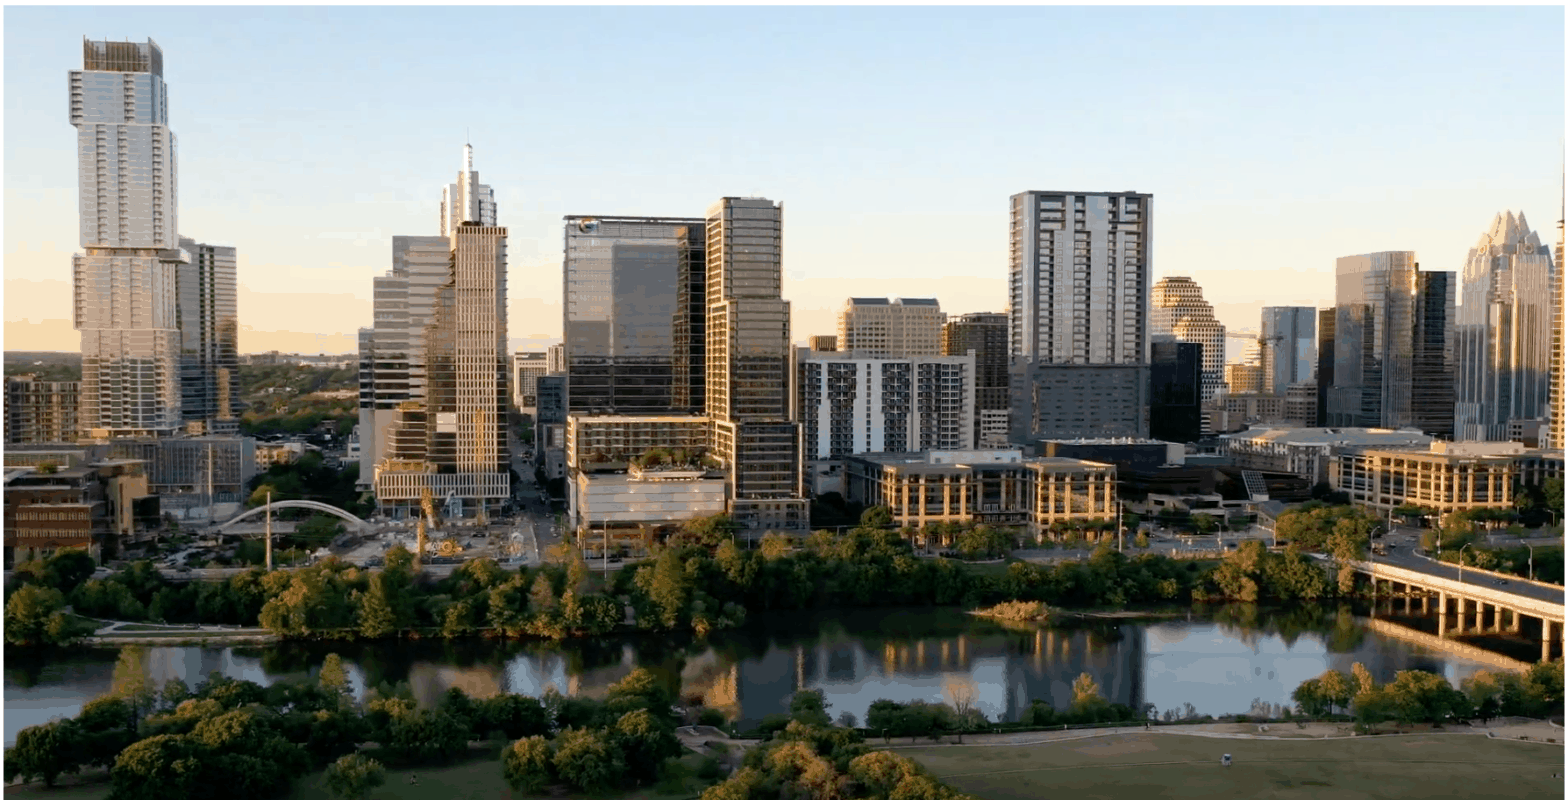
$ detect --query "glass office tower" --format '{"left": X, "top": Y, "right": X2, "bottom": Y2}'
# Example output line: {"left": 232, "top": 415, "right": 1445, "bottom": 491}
{"left": 1454, "top": 212, "right": 1554, "bottom": 441}
{"left": 562, "top": 216, "right": 707, "bottom": 415}
{"left": 1260, "top": 306, "right": 1316, "bottom": 396}
{"left": 176, "top": 237, "right": 239, "bottom": 434}
{"left": 71, "top": 38, "right": 182, "bottom": 436}
{"left": 1328, "top": 251, "right": 1455, "bottom": 437}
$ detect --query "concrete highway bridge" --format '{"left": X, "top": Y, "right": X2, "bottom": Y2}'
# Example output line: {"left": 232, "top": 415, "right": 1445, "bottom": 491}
{"left": 1334, "top": 545, "right": 1564, "bottom": 662}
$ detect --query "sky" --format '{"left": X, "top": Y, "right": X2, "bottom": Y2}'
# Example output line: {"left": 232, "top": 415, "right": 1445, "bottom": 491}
{"left": 5, "top": 5, "right": 1564, "bottom": 356}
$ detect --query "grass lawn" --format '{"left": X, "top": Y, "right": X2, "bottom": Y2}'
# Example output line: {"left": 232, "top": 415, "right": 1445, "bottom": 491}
{"left": 6, "top": 749, "right": 715, "bottom": 800}
{"left": 900, "top": 732, "right": 1565, "bottom": 800}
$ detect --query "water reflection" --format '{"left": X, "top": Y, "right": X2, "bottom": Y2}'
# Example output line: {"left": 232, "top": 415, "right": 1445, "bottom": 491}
{"left": 4, "top": 604, "right": 1525, "bottom": 746}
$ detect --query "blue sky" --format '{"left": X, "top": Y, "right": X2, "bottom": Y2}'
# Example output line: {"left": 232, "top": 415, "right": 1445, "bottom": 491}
{"left": 6, "top": 5, "right": 1563, "bottom": 354}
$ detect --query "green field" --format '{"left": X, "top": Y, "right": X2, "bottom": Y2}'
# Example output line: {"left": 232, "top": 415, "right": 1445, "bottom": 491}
{"left": 4, "top": 749, "right": 712, "bottom": 800}
{"left": 899, "top": 732, "right": 1564, "bottom": 800}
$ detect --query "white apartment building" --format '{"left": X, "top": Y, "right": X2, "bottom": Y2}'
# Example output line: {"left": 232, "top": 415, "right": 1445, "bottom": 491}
{"left": 796, "top": 350, "right": 976, "bottom": 460}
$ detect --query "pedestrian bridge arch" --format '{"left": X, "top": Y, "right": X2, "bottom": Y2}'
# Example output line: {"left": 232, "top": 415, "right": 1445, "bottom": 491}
{"left": 216, "top": 501, "right": 372, "bottom": 533}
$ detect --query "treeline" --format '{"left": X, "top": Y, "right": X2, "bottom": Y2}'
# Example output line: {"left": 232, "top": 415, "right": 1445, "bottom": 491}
{"left": 2, "top": 656, "right": 719, "bottom": 799}
{"left": 1291, "top": 660, "right": 1563, "bottom": 728}
{"left": 8, "top": 519, "right": 1376, "bottom": 646}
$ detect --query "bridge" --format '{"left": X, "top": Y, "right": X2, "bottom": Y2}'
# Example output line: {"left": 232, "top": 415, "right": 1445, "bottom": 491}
{"left": 1333, "top": 545, "right": 1564, "bottom": 662}
{"left": 214, "top": 500, "right": 374, "bottom": 534}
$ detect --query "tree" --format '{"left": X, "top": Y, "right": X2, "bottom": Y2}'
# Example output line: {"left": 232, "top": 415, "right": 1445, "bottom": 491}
{"left": 319, "top": 653, "right": 350, "bottom": 696}
{"left": 5, "top": 583, "right": 86, "bottom": 646}
{"left": 1070, "top": 672, "right": 1110, "bottom": 720}
{"left": 324, "top": 754, "right": 385, "bottom": 800}
{"left": 109, "top": 734, "right": 203, "bottom": 800}
{"left": 111, "top": 647, "right": 159, "bottom": 725}
{"left": 860, "top": 506, "right": 894, "bottom": 529}
{"left": 1134, "top": 532, "right": 1150, "bottom": 549}
{"left": 552, "top": 727, "right": 625, "bottom": 794}
{"left": 1316, "top": 669, "right": 1353, "bottom": 716}
{"left": 481, "top": 694, "right": 551, "bottom": 740}
{"left": 503, "top": 735, "right": 555, "bottom": 795}
{"left": 613, "top": 708, "right": 682, "bottom": 786}
{"left": 1291, "top": 679, "right": 1328, "bottom": 717}
{"left": 788, "top": 689, "right": 833, "bottom": 727}
{"left": 4, "top": 720, "right": 82, "bottom": 787}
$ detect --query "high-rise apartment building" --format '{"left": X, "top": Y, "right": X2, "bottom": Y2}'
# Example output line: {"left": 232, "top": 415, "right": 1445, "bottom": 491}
{"left": 5, "top": 375, "right": 82, "bottom": 444}
{"left": 1454, "top": 212, "right": 1554, "bottom": 441}
{"left": 1152, "top": 276, "right": 1226, "bottom": 401}
{"left": 1327, "top": 251, "right": 1456, "bottom": 437}
{"left": 1009, "top": 191, "right": 1151, "bottom": 364}
{"left": 1150, "top": 341, "right": 1201, "bottom": 444}
{"left": 704, "top": 197, "right": 807, "bottom": 533}
{"left": 796, "top": 350, "right": 976, "bottom": 459}
{"left": 1009, "top": 191, "right": 1152, "bottom": 443}
{"left": 942, "top": 312, "right": 1010, "bottom": 447}
{"left": 838, "top": 297, "right": 945, "bottom": 357}
{"left": 176, "top": 237, "right": 238, "bottom": 434}
{"left": 561, "top": 216, "right": 707, "bottom": 415}
{"left": 364, "top": 146, "right": 510, "bottom": 517}
{"left": 1260, "top": 307, "right": 1316, "bottom": 396}
{"left": 71, "top": 39, "right": 182, "bottom": 437}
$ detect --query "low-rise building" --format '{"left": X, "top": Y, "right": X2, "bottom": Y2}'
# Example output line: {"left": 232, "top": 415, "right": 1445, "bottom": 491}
{"left": 1222, "top": 426, "right": 1434, "bottom": 485}
{"left": 256, "top": 441, "right": 306, "bottom": 468}
{"left": 4, "top": 460, "right": 157, "bottom": 565}
{"left": 844, "top": 449, "right": 1116, "bottom": 536}
{"left": 1037, "top": 438, "right": 1184, "bottom": 473}
{"left": 1330, "top": 440, "right": 1564, "bottom": 519}
{"left": 572, "top": 464, "right": 728, "bottom": 550}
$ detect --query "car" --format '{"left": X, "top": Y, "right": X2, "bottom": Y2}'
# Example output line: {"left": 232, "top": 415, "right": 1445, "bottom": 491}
{"left": 1494, "top": 578, "right": 1509, "bottom": 586}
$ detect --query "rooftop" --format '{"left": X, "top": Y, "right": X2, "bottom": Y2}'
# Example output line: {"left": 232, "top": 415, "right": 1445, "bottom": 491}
{"left": 1222, "top": 426, "right": 1433, "bottom": 448}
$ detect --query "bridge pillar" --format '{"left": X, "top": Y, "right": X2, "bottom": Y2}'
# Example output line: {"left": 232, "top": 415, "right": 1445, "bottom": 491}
{"left": 1420, "top": 594, "right": 1429, "bottom": 614}
{"left": 1437, "top": 593, "right": 1448, "bottom": 636}
{"left": 1456, "top": 597, "right": 1470, "bottom": 634}
{"left": 1510, "top": 609, "right": 1521, "bottom": 634}
{"left": 1544, "top": 621, "right": 1559, "bottom": 663}
{"left": 1403, "top": 594, "right": 1411, "bottom": 614}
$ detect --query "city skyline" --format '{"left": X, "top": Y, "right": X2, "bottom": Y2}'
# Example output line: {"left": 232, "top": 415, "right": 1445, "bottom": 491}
{"left": 5, "top": 7, "right": 1563, "bottom": 355}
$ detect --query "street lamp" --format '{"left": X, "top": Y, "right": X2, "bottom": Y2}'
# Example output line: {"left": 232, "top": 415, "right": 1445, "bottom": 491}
{"left": 1457, "top": 543, "right": 1472, "bottom": 583}
{"left": 1526, "top": 543, "right": 1535, "bottom": 582}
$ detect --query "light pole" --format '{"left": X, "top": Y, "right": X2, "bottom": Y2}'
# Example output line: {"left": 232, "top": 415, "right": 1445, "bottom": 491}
{"left": 1526, "top": 543, "right": 1535, "bottom": 582}
{"left": 1457, "top": 543, "right": 1472, "bottom": 583}
{"left": 1117, "top": 500, "right": 1125, "bottom": 553}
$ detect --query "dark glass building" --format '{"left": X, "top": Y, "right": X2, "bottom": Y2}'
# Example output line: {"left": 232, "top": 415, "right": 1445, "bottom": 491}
{"left": 942, "top": 312, "right": 1009, "bottom": 446}
{"left": 1150, "top": 341, "right": 1201, "bottom": 443}
{"left": 562, "top": 216, "right": 706, "bottom": 415}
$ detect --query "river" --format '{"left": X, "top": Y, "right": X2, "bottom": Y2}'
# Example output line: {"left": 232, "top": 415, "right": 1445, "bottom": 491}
{"left": 3, "top": 603, "right": 1535, "bottom": 746}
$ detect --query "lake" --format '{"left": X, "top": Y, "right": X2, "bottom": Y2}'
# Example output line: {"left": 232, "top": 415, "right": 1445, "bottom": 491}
{"left": 4, "top": 603, "right": 1531, "bottom": 746}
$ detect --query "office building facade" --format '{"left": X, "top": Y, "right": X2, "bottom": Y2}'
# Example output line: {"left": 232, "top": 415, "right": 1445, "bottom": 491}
{"left": 942, "top": 312, "right": 1010, "bottom": 447}
{"left": 1151, "top": 276, "right": 1226, "bottom": 401}
{"left": 512, "top": 351, "right": 547, "bottom": 412}
{"left": 175, "top": 237, "right": 238, "bottom": 434}
{"left": 838, "top": 297, "right": 945, "bottom": 357}
{"left": 562, "top": 216, "right": 707, "bottom": 415}
{"left": 1149, "top": 341, "right": 1201, "bottom": 444}
{"left": 1327, "top": 251, "right": 1456, "bottom": 437}
{"left": 71, "top": 39, "right": 182, "bottom": 437}
{"left": 1316, "top": 307, "right": 1335, "bottom": 426}
{"left": 1553, "top": 213, "right": 1565, "bottom": 451}
{"left": 1454, "top": 212, "right": 1554, "bottom": 441}
{"left": 796, "top": 351, "right": 976, "bottom": 459}
{"left": 1010, "top": 362, "right": 1150, "bottom": 442}
{"left": 1260, "top": 306, "right": 1316, "bottom": 395}
{"left": 368, "top": 147, "right": 510, "bottom": 517}
{"left": 704, "top": 197, "right": 806, "bottom": 533}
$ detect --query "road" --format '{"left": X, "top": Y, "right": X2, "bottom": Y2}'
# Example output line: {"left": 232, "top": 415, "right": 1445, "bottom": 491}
{"left": 1014, "top": 525, "right": 1276, "bottom": 564}
{"left": 1369, "top": 532, "right": 1565, "bottom": 607}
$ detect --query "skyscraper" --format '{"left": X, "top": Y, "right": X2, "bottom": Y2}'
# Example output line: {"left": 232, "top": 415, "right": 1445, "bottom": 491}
{"left": 1149, "top": 341, "right": 1201, "bottom": 444}
{"left": 1552, "top": 204, "right": 1565, "bottom": 451}
{"left": 365, "top": 146, "right": 509, "bottom": 517}
{"left": 838, "top": 297, "right": 945, "bottom": 357}
{"left": 705, "top": 197, "right": 806, "bottom": 534}
{"left": 1327, "top": 251, "right": 1455, "bottom": 437}
{"left": 176, "top": 237, "right": 238, "bottom": 434}
{"left": 1151, "top": 276, "right": 1226, "bottom": 401}
{"left": 1316, "top": 307, "right": 1335, "bottom": 426}
{"left": 71, "top": 38, "right": 182, "bottom": 437}
{"left": 1259, "top": 306, "right": 1316, "bottom": 396}
{"left": 1008, "top": 191, "right": 1152, "bottom": 443}
{"left": 1009, "top": 191, "right": 1151, "bottom": 365}
{"left": 796, "top": 351, "right": 976, "bottom": 458}
{"left": 942, "top": 312, "right": 1010, "bottom": 447}
{"left": 561, "top": 216, "right": 706, "bottom": 415}
{"left": 1454, "top": 212, "right": 1554, "bottom": 441}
